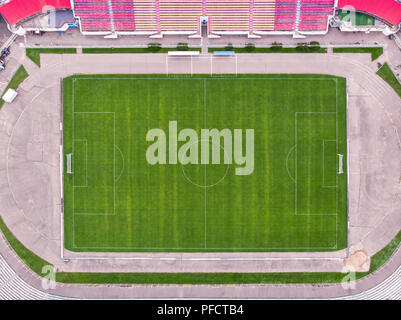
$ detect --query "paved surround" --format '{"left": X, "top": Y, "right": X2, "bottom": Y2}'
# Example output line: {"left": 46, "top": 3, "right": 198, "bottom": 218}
{"left": 0, "top": 52, "right": 400, "bottom": 274}
{"left": 0, "top": 229, "right": 400, "bottom": 299}
{"left": 0, "top": 48, "right": 400, "bottom": 296}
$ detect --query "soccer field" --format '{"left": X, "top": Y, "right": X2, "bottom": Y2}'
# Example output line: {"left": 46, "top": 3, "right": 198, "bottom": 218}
{"left": 63, "top": 74, "right": 347, "bottom": 252}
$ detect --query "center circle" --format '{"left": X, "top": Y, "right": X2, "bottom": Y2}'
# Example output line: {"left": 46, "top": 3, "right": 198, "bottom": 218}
{"left": 180, "top": 139, "right": 230, "bottom": 188}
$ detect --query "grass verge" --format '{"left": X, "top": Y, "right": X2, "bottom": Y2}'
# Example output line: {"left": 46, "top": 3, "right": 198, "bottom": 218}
{"left": 369, "top": 231, "right": 401, "bottom": 272}
{"left": 333, "top": 47, "right": 383, "bottom": 61}
{"left": 377, "top": 63, "right": 401, "bottom": 98}
{"left": 0, "top": 65, "right": 29, "bottom": 109}
{"left": 26, "top": 48, "right": 77, "bottom": 67}
{"left": 82, "top": 47, "right": 201, "bottom": 54}
{"left": 0, "top": 216, "right": 52, "bottom": 275}
{"left": 209, "top": 47, "right": 327, "bottom": 54}
{"left": 0, "top": 211, "right": 399, "bottom": 284}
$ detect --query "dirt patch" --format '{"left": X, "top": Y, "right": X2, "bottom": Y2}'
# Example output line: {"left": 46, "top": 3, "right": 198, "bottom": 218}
{"left": 344, "top": 250, "right": 370, "bottom": 272}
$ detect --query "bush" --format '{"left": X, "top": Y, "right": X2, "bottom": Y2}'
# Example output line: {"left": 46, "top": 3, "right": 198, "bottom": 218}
{"left": 176, "top": 42, "right": 189, "bottom": 51}
{"left": 225, "top": 43, "right": 234, "bottom": 51}
{"left": 244, "top": 43, "right": 255, "bottom": 52}
{"left": 309, "top": 41, "right": 321, "bottom": 51}
{"left": 147, "top": 43, "right": 161, "bottom": 52}
{"left": 270, "top": 42, "right": 283, "bottom": 52}
{"left": 296, "top": 43, "right": 309, "bottom": 52}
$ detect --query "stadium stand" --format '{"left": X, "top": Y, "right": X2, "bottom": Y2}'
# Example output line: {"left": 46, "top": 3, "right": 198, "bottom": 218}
{"left": 1, "top": 250, "right": 400, "bottom": 299}
{"left": 133, "top": 0, "right": 158, "bottom": 32}
{"left": 0, "top": 254, "right": 63, "bottom": 300}
{"left": 111, "top": 0, "right": 136, "bottom": 31}
{"left": 273, "top": 0, "right": 297, "bottom": 31}
{"left": 299, "top": 0, "right": 334, "bottom": 31}
{"left": 338, "top": 265, "right": 401, "bottom": 300}
{"left": 159, "top": 0, "right": 202, "bottom": 32}
{"left": 0, "top": 0, "right": 337, "bottom": 35}
{"left": 69, "top": 0, "right": 335, "bottom": 35}
{"left": 337, "top": 0, "right": 401, "bottom": 27}
{"left": 253, "top": 0, "right": 276, "bottom": 32}
{"left": 207, "top": 0, "right": 250, "bottom": 32}
{"left": 73, "top": 0, "right": 112, "bottom": 32}
{"left": 0, "top": 0, "right": 71, "bottom": 26}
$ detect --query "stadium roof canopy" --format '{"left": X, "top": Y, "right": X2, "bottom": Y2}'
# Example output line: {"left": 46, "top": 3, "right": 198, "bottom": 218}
{"left": 0, "top": 0, "right": 71, "bottom": 26}
{"left": 337, "top": 0, "right": 401, "bottom": 26}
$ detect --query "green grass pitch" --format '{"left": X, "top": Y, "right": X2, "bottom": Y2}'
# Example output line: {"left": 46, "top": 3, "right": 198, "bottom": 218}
{"left": 63, "top": 74, "right": 347, "bottom": 252}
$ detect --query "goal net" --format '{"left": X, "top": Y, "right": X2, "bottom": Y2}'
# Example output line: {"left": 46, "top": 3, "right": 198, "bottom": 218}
{"left": 338, "top": 154, "right": 344, "bottom": 174}
{"left": 66, "top": 153, "right": 72, "bottom": 174}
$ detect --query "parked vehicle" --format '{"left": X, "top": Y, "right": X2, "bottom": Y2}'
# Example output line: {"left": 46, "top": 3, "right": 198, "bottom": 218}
{"left": 1, "top": 47, "right": 10, "bottom": 59}
{"left": 0, "top": 59, "right": 5, "bottom": 71}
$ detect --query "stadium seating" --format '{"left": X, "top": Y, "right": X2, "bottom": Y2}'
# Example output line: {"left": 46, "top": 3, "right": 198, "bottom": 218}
{"left": 0, "top": 0, "right": 336, "bottom": 34}
{"left": 338, "top": 265, "right": 401, "bottom": 300}
{"left": 274, "top": 0, "right": 297, "bottom": 31}
{"left": 0, "top": 254, "right": 63, "bottom": 300}
{"left": 74, "top": 0, "right": 112, "bottom": 32}
{"left": 0, "top": 0, "right": 71, "bottom": 26}
{"left": 159, "top": 0, "right": 202, "bottom": 32}
{"left": 206, "top": 0, "right": 250, "bottom": 32}
{"left": 337, "top": 0, "right": 401, "bottom": 27}
{"left": 298, "top": 0, "right": 334, "bottom": 31}
{"left": 132, "top": 0, "right": 158, "bottom": 32}
{"left": 112, "top": 0, "right": 136, "bottom": 31}
{"left": 1, "top": 250, "right": 401, "bottom": 299}
{"left": 253, "top": 0, "right": 276, "bottom": 32}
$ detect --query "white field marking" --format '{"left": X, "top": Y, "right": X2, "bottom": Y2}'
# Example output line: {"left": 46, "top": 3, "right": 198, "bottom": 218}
{"left": 204, "top": 79, "right": 207, "bottom": 248}
{"left": 68, "top": 76, "right": 343, "bottom": 251}
{"left": 285, "top": 145, "right": 296, "bottom": 183}
{"left": 71, "top": 113, "right": 115, "bottom": 216}
{"left": 114, "top": 145, "right": 125, "bottom": 183}
{"left": 73, "top": 77, "right": 339, "bottom": 80}
{"left": 71, "top": 80, "right": 116, "bottom": 219}
{"left": 294, "top": 112, "right": 337, "bottom": 216}
{"left": 322, "top": 139, "right": 337, "bottom": 188}
{"left": 333, "top": 78, "right": 336, "bottom": 248}
{"left": 210, "top": 55, "right": 237, "bottom": 77}
{"left": 293, "top": 78, "right": 339, "bottom": 249}
{"left": 70, "top": 245, "right": 340, "bottom": 250}
{"left": 166, "top": 55, "right": 192, "bottom": 76}
{"left": 180, "top": 138, "right": 231, "bottom": 188}
{"left": 72, "top": 139, "right": 87, "bottom": 187}
{"left": 63, "top": 256, "right": 343, "bottom": 261}
{"left": 165, "top": 55, "right": 239, "bottom": 77}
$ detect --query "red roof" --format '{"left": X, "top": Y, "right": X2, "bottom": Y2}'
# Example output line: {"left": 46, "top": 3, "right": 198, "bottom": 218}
{"left": 337, "top": 0, "right": 401, "bottom": 26}
{"left": 0, "top": 0, "right": 71, "bottom": 26}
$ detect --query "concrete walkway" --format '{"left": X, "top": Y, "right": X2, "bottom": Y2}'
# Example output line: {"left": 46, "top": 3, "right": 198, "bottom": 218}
{"left": 0, "top": 223, "right": 400, "bottom": 299}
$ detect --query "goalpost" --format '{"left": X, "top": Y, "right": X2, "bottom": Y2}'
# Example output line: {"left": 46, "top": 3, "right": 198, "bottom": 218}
{"left": 166, "top": 51, "right": 200, "bottom": 76}
{"left": 211, "top": 51, "right": 237, "bottom": 76}
{"left": 66, "top": 153, "right": 72, "bottom": 174}
{"left": 165, "top": 51, "right": 238, "bottom": 76}
{"left": 338, "top": 154, "right": 344, "bottom": 174}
